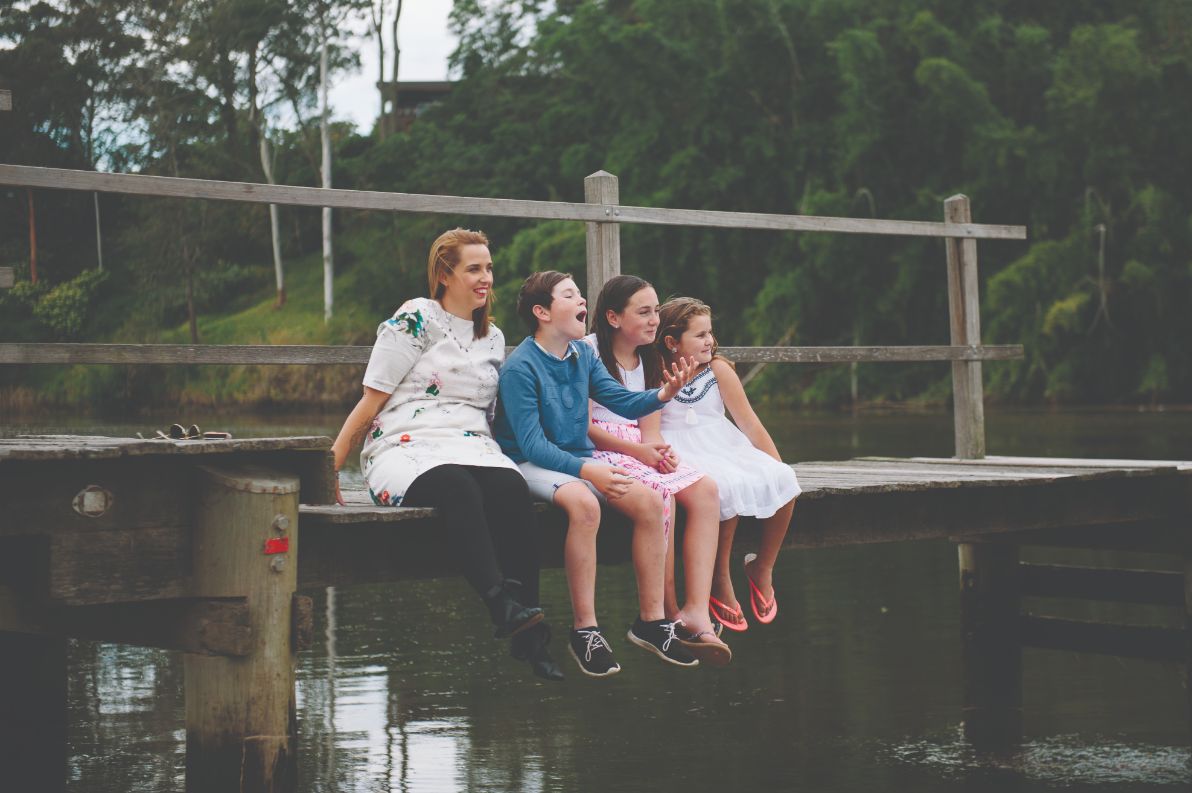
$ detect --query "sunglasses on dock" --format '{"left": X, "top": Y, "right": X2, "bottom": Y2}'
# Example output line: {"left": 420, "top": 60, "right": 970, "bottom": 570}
{"left": 153, "top": 424, "right": 233, "bottom": 440}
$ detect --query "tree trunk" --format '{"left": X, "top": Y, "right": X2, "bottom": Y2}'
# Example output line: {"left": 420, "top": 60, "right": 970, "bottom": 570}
{"left": 94, "top": 193, "right": 103, "bottom": 271}
{"left": 186, "top": 260, "right": 199, "bottom": 344}
{"left": 27, "top": 188, "right": 37, "bottom": 284}
{"left": 390, "top": 0, "right": 403, "bottom": 132}
{"left": 372, "top": 0, "right": 386, "bottom": 139}
{"left": 251, "top": 41, "right": 285, "bottom": 308}
{"left": 320, "top": 24, "right": 333, "bottom": 323}
{"left": 261, "top": 136, "right": 286, "bottom": 308}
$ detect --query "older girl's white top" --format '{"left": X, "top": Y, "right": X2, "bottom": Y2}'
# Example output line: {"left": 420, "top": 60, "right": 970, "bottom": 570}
{"left": 659, "top": 366, "right": 801, "bottom": 521}
{"left": 359, "top": 297, "right": 518, "bottom": 506}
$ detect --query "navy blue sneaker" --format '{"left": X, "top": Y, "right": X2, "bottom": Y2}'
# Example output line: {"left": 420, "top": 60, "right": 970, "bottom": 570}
{"left": 568, "top": 627, "right": 620, "bottom": 678}
{"left": 627, "top": 618, "right": 698, "bottom": 667}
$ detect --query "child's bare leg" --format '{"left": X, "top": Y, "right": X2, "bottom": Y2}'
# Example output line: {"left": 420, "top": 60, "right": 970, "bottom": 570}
{"left": 744, "top": 497, "right": 796, "bottom": 598}
{"left": 554, "top": 482, "right": 603, "bottom": 629}
{"left": 607, "top": 481, "right": 667, "bottom": 622}
{"left": 663, "top": 494, "right": 680, "bottom": 619}
{"left": 712, "top": 516, "right": 740, "bottom": 609}
{"left": 672, "top": 477, "right": 720, "bottom": 635}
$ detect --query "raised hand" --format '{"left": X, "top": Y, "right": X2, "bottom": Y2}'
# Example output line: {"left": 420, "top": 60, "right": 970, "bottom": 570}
{"left": 657, "top": 355, "right": 699, "bottom": 402}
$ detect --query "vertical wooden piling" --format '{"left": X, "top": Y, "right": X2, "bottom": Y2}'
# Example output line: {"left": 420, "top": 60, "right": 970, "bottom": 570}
{"left": 944, "top": 195, "right": 985, "bottom": 460}
{"left": 185, "top": 465, "right": 299, "bottom": 793}
{"left": 1184, "top": 550, "right": 1192, "bottom": 743}
{"left": 959, "top": 542, "right": 1022, "bottom": 749}
{"left": 0, "top": 633, "right": 67, "bottom": 790}
{"left": 584, "top": 170, "right": 621, "bottom": 300}
{"left": 947, "top": 196, "right": 1018, "bottom": 746}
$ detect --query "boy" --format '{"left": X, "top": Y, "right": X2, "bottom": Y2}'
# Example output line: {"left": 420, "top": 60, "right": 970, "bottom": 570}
{"left": 493, "top": 271, "right": 698, "bottom": 677}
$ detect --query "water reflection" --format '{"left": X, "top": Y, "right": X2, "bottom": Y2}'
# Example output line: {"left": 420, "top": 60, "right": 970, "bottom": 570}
{"left": 886, "top": 729, "right": 1191, "bottom": 787}
{"left": 9, "top": 408, "right": 1189, "bottom": 790}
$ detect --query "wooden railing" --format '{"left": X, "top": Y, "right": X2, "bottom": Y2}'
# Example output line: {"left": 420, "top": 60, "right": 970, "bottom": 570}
{"left": 0, "top": 164, "right": 1028, "bottom": 459}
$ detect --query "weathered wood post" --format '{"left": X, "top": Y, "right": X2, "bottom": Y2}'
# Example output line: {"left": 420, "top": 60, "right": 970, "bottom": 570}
{"left": 185, "top": 465, "right": 299, "bottom": 792}
{"left": 947, "top": 194, "right": 1021, "bottom": 748}
{"left": 1185, "top": 567, "right": 1192, "bottom": 745}
{"left": 584, "top": 170, "right": 621, "bottom": 300}
{"left": 945, "top": 194, "right": 985, "bottom": 459}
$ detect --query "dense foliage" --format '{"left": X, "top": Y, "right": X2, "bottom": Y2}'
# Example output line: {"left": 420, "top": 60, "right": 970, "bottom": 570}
{"left": 3, "top": 0, "right": 1190, "bottom": 408}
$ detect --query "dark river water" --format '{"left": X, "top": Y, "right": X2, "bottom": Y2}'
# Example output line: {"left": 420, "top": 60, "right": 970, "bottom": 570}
{"left": 4, "top": 407, "right": 1192, "bottom": 791}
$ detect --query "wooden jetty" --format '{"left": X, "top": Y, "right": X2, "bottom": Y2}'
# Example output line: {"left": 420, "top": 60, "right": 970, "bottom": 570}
{"left": 1, "top": 164, "right": 1189, "bottom": 791}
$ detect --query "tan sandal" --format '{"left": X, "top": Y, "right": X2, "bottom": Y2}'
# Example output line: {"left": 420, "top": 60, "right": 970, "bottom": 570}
{"left": 676, "top": 626, "right": 732, "bottom": 668}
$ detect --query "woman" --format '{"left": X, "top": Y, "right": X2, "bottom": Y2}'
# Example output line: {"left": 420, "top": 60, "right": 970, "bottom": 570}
{"left": 331, "top": 228, "right": 562, "bottom": 681}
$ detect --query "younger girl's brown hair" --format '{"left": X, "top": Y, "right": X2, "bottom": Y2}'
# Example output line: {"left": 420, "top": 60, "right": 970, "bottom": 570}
{"left": 655, "top": 297, "right": 730, "bottom": 384}
{"left": 427, "top": 228, "right": 491, "bottom": 339}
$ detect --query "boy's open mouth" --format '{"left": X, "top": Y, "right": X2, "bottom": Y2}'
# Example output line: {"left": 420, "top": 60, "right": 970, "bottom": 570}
{"left": 576, "top": 310, "right": 587, "bottom": 323}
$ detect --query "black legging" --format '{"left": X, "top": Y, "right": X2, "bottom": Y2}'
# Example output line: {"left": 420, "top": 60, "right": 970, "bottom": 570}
{"left": 402, "top": 464, "right": 541, "bottom": 607}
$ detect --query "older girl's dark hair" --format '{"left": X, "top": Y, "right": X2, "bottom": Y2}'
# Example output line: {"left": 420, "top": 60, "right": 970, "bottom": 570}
{"left": 591, "top": 275, "right": 662, "bottom": 387}
{"left": 427, "top": 228, "right": 491, "bottom": 339}
{"left": 516, "top": 270, "right": 573, "bottom": 332}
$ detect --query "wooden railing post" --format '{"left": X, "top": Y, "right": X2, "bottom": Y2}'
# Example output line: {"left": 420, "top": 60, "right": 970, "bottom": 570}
{"left": 584, "top": 170, "right": 621, "bottom": 301}
{"left": 185, "top": 465, "right": 299, "bottom": 793}
{"left": 944, "top": 194, "right": 985, "bottom": 460}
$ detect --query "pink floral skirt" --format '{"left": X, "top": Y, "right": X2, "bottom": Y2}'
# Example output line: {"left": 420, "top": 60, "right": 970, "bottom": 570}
{"left": 590, "top": 419, "right": 705, "bottom": 537}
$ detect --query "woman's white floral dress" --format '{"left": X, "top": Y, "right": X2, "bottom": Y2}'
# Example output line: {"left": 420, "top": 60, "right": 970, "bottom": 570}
{"left": 360, "top": 297, "right": 519, "bottom": 506}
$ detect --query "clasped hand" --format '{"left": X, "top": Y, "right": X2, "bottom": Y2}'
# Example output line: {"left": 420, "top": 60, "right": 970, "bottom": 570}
{"left": 635, "top": 441, "right": 679, "bottom": 473}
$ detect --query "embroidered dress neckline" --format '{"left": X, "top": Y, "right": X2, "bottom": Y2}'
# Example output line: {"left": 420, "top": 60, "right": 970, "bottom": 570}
{"left": 437, "top": 301, "right": 481, "bottom": 351}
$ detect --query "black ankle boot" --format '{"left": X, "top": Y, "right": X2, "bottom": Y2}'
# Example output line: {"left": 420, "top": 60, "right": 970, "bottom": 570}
{"left": 511, "top": 622, "right": 565, "bottom": 681}
{"left": 483, "top": 579, "right": 544, "bottom": 639}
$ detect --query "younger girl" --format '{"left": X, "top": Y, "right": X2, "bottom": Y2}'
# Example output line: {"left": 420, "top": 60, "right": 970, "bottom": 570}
{"left": 656, "top": 297, "right": 800, "bottom": 631}
{"left": 584, "top": 276, "right": 730, "bottom": 665}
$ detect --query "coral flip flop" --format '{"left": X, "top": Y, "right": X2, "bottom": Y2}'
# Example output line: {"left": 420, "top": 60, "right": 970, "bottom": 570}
{"left": 744, "top": 553, "right": 777, "bottom": 624}
{"left": 708, "top": 595, "right": 748, "bottom": 632}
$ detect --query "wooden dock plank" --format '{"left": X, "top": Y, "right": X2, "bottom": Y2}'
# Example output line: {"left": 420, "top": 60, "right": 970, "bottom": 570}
{"left": 0, "top": 435, "right": 331, "bottom": 461}
{"left": 861, "top": 455, "right": 1192, "bottom": 471}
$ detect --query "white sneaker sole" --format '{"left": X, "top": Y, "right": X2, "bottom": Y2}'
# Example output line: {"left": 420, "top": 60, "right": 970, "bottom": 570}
{"left": 626, "top": 629, "right": 699, "bottom": 667}
{"left": 568, "top": 643, "right": 621, "bottom": 678}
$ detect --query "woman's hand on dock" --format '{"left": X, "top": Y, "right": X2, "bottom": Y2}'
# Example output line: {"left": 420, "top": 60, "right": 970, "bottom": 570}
{"left": 335, "top": 473, "right": 345, "bottom": 506}
{"left": 657, "top": 356, "right": 698, "bottom": 402}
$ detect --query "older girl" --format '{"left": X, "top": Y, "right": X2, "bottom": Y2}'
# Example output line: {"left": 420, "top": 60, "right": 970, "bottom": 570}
{"left": 584, "top": 275, "right": 730, "bottom": 665}
{"left": 656, "top": 297, "right": 800, "bottom": 631}
{"left": 331, "top": 229, "right": 561, "bottom": 681}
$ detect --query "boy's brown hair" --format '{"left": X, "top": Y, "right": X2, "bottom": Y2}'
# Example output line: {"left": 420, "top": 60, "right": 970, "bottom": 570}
{"left": 516, "top": 270, "right": 573, "bottom": 332}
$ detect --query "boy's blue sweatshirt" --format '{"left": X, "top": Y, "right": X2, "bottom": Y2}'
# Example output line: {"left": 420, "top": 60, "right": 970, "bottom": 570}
{"left": 494, "top": 336, "right": 664, "bottom": 477}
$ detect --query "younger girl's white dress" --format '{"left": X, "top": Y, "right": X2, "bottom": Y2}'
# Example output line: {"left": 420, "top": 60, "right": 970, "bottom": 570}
{"left": 659, "top": 365, "right": 801, "bottom": 521}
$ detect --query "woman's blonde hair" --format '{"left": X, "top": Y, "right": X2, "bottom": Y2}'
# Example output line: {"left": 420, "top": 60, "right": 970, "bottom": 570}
{"left": 656, "top": 296, "right": 730, "bottom": 374}
{"left": 427, "top": 228, "right": 491, "bottom": 338}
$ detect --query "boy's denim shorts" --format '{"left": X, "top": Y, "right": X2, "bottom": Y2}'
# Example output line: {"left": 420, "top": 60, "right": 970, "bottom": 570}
{"left": 517, "top": 458, "right": 606, "bottom": 504}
